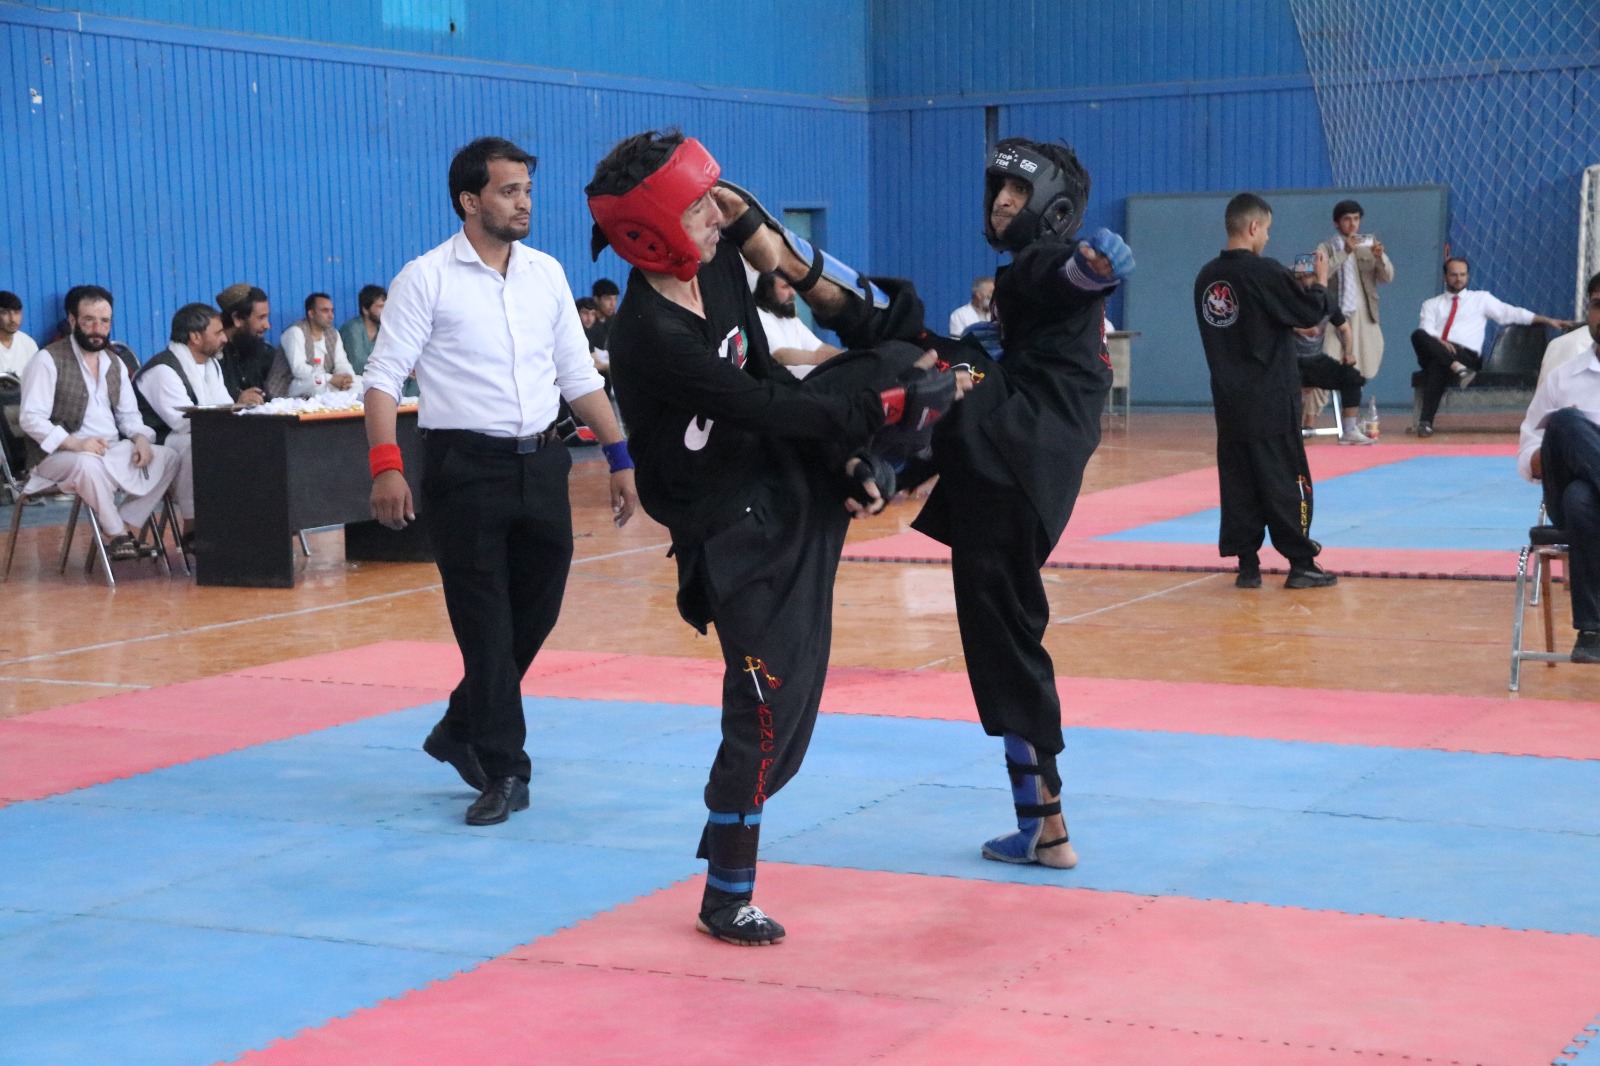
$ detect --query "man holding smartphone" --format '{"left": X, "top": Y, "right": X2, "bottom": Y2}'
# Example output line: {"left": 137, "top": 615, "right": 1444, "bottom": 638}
{"left": 1316, "top": 200, "right": 1394, "bottom": 382}
{"left": 1195, "top": 193, "right": 1339, "bottom": 590}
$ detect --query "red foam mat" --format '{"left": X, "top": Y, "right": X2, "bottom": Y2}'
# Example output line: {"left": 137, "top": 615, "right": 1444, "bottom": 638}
{"left": 232, "top": 956, "right": 953, "bottom": 1066}
{"left": 8, "top": 643, "right": 1592, "bottom": 808}
{"left": 844, "top": 442, "right": 1523, "bottom": 579}
{"left": 845, "top": 533, "right": 1518, "bottom": 579}
{"left": 0, "top": 675, "right": 447, "bottom": 804}
{"left": 234, "top": 865, "right": 1600, "bottom": 1065}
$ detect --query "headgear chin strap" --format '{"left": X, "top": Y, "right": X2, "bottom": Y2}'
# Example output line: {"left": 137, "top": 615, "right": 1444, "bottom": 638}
{"left": 589, "top": 138, "right": 721, "bottom": 282}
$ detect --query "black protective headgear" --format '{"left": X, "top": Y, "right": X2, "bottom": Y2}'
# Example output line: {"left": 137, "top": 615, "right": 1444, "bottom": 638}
{"left": 983, "top": 138, "right": 1090, "bottom": 253}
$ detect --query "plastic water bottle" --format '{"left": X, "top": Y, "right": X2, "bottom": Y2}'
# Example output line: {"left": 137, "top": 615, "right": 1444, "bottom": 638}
{"left": 1361, "top": 397, "right": 1380, "bottom": 440}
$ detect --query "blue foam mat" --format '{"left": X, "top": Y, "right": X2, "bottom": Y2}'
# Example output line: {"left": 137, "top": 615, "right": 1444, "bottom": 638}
{"left": 0, "top": 915, "right": 479, "bottom": 1066}
{"left": 1098, "top": 455, "right": 1541, "bottom": 551}
{"left": 5, "top": 692, "right": 1600, "bottom": 1064}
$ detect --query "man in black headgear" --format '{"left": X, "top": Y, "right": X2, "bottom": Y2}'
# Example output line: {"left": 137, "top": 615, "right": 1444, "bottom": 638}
{"left": 719, "top": 135, "right": 1134, "bottom": 872}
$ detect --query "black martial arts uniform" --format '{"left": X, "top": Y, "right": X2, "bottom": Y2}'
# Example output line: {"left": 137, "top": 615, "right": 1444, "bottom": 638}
{"left": 608, "top": 242, "right": 896, "bottom": 820}
{"left": 877, "top": 236, "right": 1113, "bottom": 795}
{"left": 1194, "top": 249, "right": 1330, "bottom": 562}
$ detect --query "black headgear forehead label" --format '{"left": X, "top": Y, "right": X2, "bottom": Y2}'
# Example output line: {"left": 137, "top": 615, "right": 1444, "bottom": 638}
{"left": 991, "top": 146, "right": 1046, "bottom": 177}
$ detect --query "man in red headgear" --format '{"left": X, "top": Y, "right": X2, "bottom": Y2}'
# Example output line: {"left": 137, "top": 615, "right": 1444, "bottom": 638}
{"left": 587, "top": 130, "right": 961, "bottom": 947}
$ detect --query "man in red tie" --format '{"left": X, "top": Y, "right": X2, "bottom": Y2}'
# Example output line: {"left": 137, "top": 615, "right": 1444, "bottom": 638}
{"left": 1411, "top": 257, "right": 1574, "bottom": 436}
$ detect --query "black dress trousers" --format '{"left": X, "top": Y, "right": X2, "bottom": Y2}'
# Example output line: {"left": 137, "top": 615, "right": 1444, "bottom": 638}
{"left": 420, "top": 431, "right": 574, "bottom": 782}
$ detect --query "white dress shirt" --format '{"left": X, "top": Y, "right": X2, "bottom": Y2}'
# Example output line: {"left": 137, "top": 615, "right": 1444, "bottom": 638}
{"left": 136, "top": 343, "right": 233, "bottom": 435}
{"left": 0, "top": 330, "right": 38, "bottom": 379}
{"left": 1518, "top": 340, "right": 1600, "bottom": 481}
{"left": 1538, "top": 326, "right": 1594, "bottom": 388}
{"left": 364, "top": 230, "right": 604, "bottom": 437}
{"left": 1418, "top": 289, "right": 1535, "bottom": 355}
{"left": 280, "top": 323, "right": 353, "bottom": 397}
{"left": 20, "top": 338, "right": 153, "bottom": 454}
{"left": 949, "top": 302, "right": 986, "bottom": 337}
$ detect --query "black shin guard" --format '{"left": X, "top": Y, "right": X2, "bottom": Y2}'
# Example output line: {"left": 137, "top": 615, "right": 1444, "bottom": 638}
{"left": 698, "top": 811, "right": 762, "bottom": 912}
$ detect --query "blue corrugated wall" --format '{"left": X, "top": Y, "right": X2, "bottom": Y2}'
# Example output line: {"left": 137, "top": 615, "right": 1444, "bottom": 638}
{"left": 0, "top": 6, "right": 869, "bottom": 355}
{"left": 3, "top": 0, "right": 869, "bottom": 98}
{"left": 3, "top": 0, "right": 1594, "bottom": 389}
{"left": 870, "top": 88, "right": 1334, "bottom": 333}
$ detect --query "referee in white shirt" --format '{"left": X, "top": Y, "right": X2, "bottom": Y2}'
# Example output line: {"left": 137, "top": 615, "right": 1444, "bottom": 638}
{"left": 364, "top": 137, "right": 639, "bottom": 826}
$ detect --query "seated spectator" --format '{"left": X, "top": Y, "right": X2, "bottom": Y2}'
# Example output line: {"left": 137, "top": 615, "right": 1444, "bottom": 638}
{"left": 18, "top": 286, "right": 179, "bottom": 560}
{"left": 135, "top": 303, "right": 241, "bottom": 541}
{"left": 0, "top": 290, "right": 37, "bottom": 480}
{"left": 1539, "top": 323, "right": 1594, "bottom": 388}
{"left": 948, "top": 276, "right": 994, "bottom": 337}
{"left": 588, "top": 278, "right": 619, "bottom": 350}
{"left": 48, "top": 286, "right": 141, "bottom": 378}
{"left": 1291, "top": 260, "right": 1373, "bottom": 444}
{"left": 1412, "top": 257, "right": 1574, "bottom": 436}
{"left": 339, "top": 284, "right": 386, "bottom": 376}
{"left": 0, "top": 290, "right": 37, "bottom": 382}
{"left": 1518, "top": 271, "right": 1600, "bottom": 663}
{"left": 753, "top": 271, "right": 841, "bottom": 380}
{"left": 217, "top": 284, "right": 289, "bottom": 401}
{"left": 576, "top": 297, "right": 611, "bottom": 377}
{"left": 281, "top": 292, "right": 354, "bottom": 397}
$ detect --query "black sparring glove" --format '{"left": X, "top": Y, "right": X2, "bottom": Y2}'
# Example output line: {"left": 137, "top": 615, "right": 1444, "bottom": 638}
{"left": 879, "top": 367, "right": 958, "bottom": 432}
{"left": 846, "top": 451, "right": 897, "bottom": 509}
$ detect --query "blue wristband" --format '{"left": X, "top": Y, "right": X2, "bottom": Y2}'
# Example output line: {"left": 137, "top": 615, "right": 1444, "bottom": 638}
{"left": 602, "top": 440, "right": 634, "bottom": 472}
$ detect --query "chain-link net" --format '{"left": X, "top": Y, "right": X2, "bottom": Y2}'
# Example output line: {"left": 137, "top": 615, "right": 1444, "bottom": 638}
{"left": 1582, "top": 166, "right": 1600, "bottom": 309}
{"left": 1288, "top": 0, "right": 1600, "bottom": 318}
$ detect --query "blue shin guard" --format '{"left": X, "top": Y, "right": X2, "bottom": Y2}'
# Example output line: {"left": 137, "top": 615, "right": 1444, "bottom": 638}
{"left": 981, "top": 735, "right": 1078, "bottom": 869}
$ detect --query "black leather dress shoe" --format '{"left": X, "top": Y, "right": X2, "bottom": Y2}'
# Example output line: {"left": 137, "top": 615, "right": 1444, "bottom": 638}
{"left": 465, "top": 777, "right": 529, "bottom": 826}
{"left": 423, "top": 727, "right": 488, "bottom": 792}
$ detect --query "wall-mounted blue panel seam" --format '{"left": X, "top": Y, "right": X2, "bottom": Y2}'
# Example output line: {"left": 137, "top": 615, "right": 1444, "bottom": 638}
{"left": 868, "top": 72, "right": 1319, "bottom": 112}
{"left": 0, "top": 1, "right": 871, "bottom": 110}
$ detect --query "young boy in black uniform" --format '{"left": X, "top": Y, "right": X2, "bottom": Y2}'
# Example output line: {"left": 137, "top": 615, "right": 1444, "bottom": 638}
{"left": 1194, "top": 192, "right": 1339, "bottom": 589}
{"left": 587, "top": 131, "right": 957, "bottom": 946}
{"left": 722, "top": 137, "right": 1132, "bottom": 872}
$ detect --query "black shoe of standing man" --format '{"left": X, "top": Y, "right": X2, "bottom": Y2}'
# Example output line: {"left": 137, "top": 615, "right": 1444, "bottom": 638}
{"left": 1235, "top": 553, "right": 1262, "bottom": 589}
{"left": 423, "top": 725, "right": 488, "bottom": 792}
{"left": 466, "top": 777, "right": 529, "bottom": 826}
{"left": 1284, "top": 559, "right": 1338, "bottom": 589}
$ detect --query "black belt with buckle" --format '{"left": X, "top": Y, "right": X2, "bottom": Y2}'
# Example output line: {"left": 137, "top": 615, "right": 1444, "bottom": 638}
{"left": 426, "top": 425, "right": 560, "bottom": 455}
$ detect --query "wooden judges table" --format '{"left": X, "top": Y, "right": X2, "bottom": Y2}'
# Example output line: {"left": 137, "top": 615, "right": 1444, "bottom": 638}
{"left": 190, "top": 406, "right": 431, "bottom": 588}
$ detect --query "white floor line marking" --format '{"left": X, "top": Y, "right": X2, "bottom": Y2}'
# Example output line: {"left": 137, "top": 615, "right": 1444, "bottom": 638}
{"left": 0, "top": 539, "right": 672, "bottom": 670}
{"left": 0, "top": 676, "right": 151, "bottom": 689}
{"left": 910, "top": 654, "right": 963, "bottom": 670}
{"left": 1051, "top": 573, "right": 1218, "bottom": 625}
{"left": 570, "top": 541, "right": 671, "bottom": 565}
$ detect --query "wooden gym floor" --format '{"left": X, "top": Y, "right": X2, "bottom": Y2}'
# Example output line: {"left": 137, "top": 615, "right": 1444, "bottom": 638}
{"left": 1, "top": 411, "right": 1590, "bottom": 720}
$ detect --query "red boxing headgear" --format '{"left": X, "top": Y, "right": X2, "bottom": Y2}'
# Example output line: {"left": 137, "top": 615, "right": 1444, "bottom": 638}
{"left": 588, "top": 138, "right": 721, "bottom": 282}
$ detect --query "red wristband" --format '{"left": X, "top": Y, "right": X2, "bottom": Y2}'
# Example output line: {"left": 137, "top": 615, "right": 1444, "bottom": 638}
{"left": 369, "top": 443, "right": 404, "bottom": 478}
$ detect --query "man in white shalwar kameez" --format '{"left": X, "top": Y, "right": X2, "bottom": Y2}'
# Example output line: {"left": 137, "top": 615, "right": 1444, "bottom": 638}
{"left": 19, "top": 287, "right": 177, "bottom": 559}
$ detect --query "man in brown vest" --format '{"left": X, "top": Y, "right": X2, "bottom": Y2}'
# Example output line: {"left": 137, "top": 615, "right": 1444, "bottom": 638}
{"left": 17, "top": 286, "right": 179, "bottom": 560}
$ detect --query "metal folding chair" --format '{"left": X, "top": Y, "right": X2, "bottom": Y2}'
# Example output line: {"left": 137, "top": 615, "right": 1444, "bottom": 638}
{"left": 1509, "top": 509, "right": 1572, "bottom": 691}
